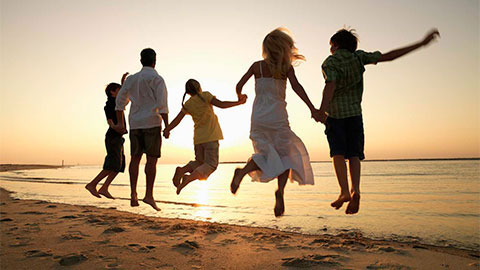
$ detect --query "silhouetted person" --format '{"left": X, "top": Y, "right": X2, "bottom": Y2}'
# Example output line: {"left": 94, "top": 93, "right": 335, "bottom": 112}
{"left": 115, "top": 48, "right": 169, "bottom": 211}
{"left": 317, "top": 28, "right": 440, "bottom": 215}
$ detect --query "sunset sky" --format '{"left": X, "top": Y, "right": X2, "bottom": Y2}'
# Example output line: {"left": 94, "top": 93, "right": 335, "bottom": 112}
{"left": 1, "top": 0, "right": 478, "bottom": 165}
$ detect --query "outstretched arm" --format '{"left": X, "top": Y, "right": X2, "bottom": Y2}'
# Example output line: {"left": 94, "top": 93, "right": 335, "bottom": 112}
{"left": 287, "top": 67, "right": 321, "bottom": 120}
{"left": 378, "top": 29, "right": 440, "bottom": 62}
{"left": 317, "top": 81, "right": 336, "bottom": 124}
{"left": 163, "top": 110, "right": 185, "bottom": 138}
{"left": 236, "top": 64, "right": 254, "bottom": 98}
{"left": 211, "top": 95, "right": 247, "bottom": 109}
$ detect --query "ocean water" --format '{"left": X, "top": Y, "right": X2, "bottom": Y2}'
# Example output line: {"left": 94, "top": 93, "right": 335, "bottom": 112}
{"left": 0, "top": 160, "right": 479, "bottom": 251}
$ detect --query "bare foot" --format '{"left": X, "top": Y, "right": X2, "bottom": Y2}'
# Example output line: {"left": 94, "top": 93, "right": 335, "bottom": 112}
{"left": 85, "top": 184, "right": 101, "bottom": 198}
{"left": 172, "top": 167, "right": 183, "bottom": 188}
{"left": 176, "top": 176, "right": 187, "bottom": 195}
{"left": 274, "top": 190, "right": 285, "bottom": 217}
{"left": 330, "top": 194, "right": 351, "bottom": 210}
{"left": 98, "top": 188, "right": 115, "bottom": 199}
{"left": 345, "top": 193, "right": 360, "bottom": 215}
{"left": 130, "top": 193, "right": 139, "bottom": 207}
{"left": 143, "top": 197, "right": 160, "bottom": 211}
{"left": 230, "top": 168, "right": 243, "bottom": 195}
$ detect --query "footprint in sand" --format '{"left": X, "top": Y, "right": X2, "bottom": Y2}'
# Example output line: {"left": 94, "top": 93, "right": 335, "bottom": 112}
{"left": 281, "top": 254, "right": 344, "bottom": 268}
{"left": 25, "top": 249, "right": 53, "bottom": 258}
{"left": 172, "top": 240, "right": 200, "bottom": 254}
{"left": 366, "top": 261, "right": 412, "bottom": 270}
{"left": 58, "top": 254, "right": 87, "bottom": 266}
{"left": 102, "top": 227, "right": 125, "bottom": 234}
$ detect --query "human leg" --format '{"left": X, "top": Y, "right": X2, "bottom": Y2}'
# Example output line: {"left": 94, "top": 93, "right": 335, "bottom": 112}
{"left": 230, "top": 159, "right": 260, "bottom": 194}
{"left": 346, "top": 157, "right": 361, "bottom": 214}
{"left": 98, "top": 171, "right": 118, "bottom": 199}
{"left": 129, "top": 155, "right": 142, "bottom": 206}
{"left": 274, "top": 170, "right": 289, "bottom": 217}
{"left": 331, "top": 155, "right": 351, "bottom": 209}
{"left": 143, "top": 155, "right": 160, "bottom": 211}
{"left": 85, "top": 170, "right": 111, "bottom": 198}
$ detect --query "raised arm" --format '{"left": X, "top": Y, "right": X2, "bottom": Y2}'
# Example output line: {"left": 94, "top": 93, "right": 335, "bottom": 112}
{"left": 287, "top": 67, "right": 320, "bottom": 120}
{"left": 236, "top": 64, "right": 254, "bottom": 98}
{"left": 378, "top": 29, "right": 440, "bottom": 63}
{"left": 121, "top": 72, "right": 129, "bottom": 85}
{"left": 163, "top": 110, "right": 186, "bottom": 139}
{"left": 211, "top": 95, "right": 247, "bottom": 109}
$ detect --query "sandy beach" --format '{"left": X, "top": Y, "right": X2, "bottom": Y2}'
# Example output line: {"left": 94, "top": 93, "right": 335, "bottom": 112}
{"left": 1, "top": 184, "right": 479, "bottom": 270}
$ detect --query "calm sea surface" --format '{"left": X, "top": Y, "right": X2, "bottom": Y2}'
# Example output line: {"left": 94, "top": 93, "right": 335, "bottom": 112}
{"left": 1, "top": 160, "right": 479, "bottom": 250}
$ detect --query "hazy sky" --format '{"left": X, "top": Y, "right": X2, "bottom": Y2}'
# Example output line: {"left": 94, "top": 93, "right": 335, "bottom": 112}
{"left": 1, "top": 0, "right": 479, "bottom": 165}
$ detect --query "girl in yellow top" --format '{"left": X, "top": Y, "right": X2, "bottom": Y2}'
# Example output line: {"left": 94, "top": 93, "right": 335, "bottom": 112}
{"left": 164, "top": 79, "right": 247, "bottom": 194}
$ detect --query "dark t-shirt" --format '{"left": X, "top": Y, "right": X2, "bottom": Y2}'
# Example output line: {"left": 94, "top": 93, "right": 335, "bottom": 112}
{"left": 104, "top": 97, "right": 126, "bottom": 138}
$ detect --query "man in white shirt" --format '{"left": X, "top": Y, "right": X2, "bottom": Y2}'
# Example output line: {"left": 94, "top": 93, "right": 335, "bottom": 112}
{"left": 115, "top": 48, "right": 168, "bottom": 211}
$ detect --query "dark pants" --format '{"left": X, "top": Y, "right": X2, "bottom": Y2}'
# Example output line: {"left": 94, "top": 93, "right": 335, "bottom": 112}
{"left": 103, "top": 136, "right": 126, "bottom": 172}
{"left": 324, "top": 115, "right": 365, "bottom": 160}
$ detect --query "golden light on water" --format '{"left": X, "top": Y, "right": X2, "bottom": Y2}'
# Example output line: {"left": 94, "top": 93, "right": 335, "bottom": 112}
{"left": 193, "top": 180, "right": 212, "bottom": 220}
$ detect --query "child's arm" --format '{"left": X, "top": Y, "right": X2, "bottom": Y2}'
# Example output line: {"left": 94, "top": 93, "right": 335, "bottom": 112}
{"left": 377, "top": 29, "right": 440, "bottom": 62}
{"left": 287, "top": 67, "right": 322, "bottom": 121}
{"left": 236, "top": 64, "right": 254, "bottom": 99}
{"left": 121, "top": 72, "right": 129, "bottom": 85}
{"left": 210, "top": 95, "right": 247, "bottom": 109}
{"left": 317, "top": 82, "right": 336, "bottom": 123}
{"left": 163, "top": 110, "right": 186, "bottom": 139}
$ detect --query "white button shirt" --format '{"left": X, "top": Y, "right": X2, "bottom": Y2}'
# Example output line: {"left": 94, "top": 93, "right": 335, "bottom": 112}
{"left": 115, "top": 67, "right": 169, "bottom": 130}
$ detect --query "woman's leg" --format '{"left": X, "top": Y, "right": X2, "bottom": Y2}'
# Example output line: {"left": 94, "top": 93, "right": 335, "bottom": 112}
{"left": 274, "top": 170, "right": 289, "bottom": 217}
{"left": 230, "top": 159, "right": 260, "bottom": 194}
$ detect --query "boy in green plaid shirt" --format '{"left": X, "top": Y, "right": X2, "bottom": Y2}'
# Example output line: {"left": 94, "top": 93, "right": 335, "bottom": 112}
{"left": 318, "top": 28, "right": 440, "bottom": 214}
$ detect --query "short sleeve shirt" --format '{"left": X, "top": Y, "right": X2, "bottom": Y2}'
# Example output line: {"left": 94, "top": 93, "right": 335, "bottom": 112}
{"left": 322, "top": 49, "right": 381, "bottom": 119}
{"left": 183, "top": 91, "right": 224, "bottom": 145}
{"left": 105, "top": 97, "right": 126, "bottom": 138}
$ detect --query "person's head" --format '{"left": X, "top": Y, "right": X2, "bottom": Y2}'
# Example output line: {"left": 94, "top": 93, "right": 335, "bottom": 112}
{"left": 329, "top": 29, "right": 358, "bottom": 54}
{"left": 262, "top": 27, "right": 305, "bottom": 79}
{"left": 140, "top": 48, "right": 156, "bottom": 67}
{"left": 105, "top": 82, "right": 121, "bottom": 98}
{"left": 182, "top": 79, "right": 204, "bottom": 107}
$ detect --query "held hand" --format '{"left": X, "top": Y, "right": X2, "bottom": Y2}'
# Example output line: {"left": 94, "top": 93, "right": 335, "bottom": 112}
{"left": 238, "top": 94, "right": 248, "bottom": 104}
{"left": 121, "top": 72, "right": 129, "bottom": 84}
{"left": 421, "top": 29, "right": 440, "bottom": 46}
{"left": 163, "top": 129, "right": 170, "bottom": 139}
{"left": 113, "top": 124, "right": 127, "bottom": 134}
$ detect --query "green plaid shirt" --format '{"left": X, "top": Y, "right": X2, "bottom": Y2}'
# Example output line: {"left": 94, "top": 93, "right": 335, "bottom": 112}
{"left": 322, "top": 49, "right": 381, "bottom": 119}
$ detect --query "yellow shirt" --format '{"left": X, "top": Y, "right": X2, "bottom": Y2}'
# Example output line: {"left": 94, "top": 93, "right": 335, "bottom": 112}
{"left": 183, "top": 91, "right": 223, "bottom": 145}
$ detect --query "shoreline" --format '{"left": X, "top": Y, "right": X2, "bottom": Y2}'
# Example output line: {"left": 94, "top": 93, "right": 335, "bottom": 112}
{"left": 1, "top": 188, "right": 479, "bottom": 269}
{"left": 0, "top": 164, "right": 66, "bottom": 172}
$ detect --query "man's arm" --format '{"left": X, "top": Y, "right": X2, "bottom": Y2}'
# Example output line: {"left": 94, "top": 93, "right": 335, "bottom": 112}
{"left": 378, "top": 29, "right": 440, "bottom": 62}
{"left": 160, "top": 113, "right": 168, "bottom": 131}
{"left": 317, "top": 81, "right": 336, "bottom": 124}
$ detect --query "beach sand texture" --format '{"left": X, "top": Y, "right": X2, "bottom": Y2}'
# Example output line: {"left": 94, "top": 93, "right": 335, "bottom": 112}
{"left": 1, "top": 185, "right": 479, "bottom": 270}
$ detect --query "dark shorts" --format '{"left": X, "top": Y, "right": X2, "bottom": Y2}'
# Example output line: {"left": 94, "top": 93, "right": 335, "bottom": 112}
{"left": 324, "top": 115, "right": 365, "bottom": 160}
{"left": 103, "top": 136, "right": 126, "bottom": 172}
{"left": 129, "top": 127, "right": 162, "bottom": 157}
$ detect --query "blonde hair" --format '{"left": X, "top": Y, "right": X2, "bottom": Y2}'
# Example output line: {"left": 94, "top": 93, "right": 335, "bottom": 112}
{"left": 262, "top": 27, "right": 305, "bottom": 79}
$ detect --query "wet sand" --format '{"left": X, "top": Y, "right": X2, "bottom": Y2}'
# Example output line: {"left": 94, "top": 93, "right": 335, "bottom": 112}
{"left": 1, "top": 186, "right": 479, "bottom": 270}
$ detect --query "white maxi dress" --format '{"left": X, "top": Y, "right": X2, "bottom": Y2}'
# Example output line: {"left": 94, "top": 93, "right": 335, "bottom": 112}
{"left": 248, "top": 64, "right": 314, "bottom": 185}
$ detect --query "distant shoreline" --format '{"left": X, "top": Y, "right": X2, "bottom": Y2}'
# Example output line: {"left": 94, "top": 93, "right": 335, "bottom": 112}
{"left": 1, "top": 158, "right": 478, "bottom": 168}
{"left": 0, "top": 164, "right": 67, "bottom": 172}
{"left": 220, "top": 157, "right": 480, "bottom": 164}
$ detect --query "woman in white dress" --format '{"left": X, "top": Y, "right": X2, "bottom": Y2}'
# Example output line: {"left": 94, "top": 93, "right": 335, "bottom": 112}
{"left": 231, "top": 28, "right": 321, "bottom": 217}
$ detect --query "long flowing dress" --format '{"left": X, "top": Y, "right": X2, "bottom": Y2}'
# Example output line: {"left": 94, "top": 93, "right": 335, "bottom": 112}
{"left": 248, "top": 64, "right": 314, "bottom": 185}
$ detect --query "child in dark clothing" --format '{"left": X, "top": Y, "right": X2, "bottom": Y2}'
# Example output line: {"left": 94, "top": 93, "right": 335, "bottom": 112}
{"left": 85, "top": 73, "right": 128, "bottom": 199}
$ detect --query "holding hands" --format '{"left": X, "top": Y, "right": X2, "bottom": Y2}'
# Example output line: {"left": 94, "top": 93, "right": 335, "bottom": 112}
{"left": 237, "top": 94, "right": 248, "bottom": 105}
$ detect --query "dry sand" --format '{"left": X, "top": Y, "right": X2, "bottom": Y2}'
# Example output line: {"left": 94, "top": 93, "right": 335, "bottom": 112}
{"left": 0, "top": 165, "right": 479, "bottom": 269}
